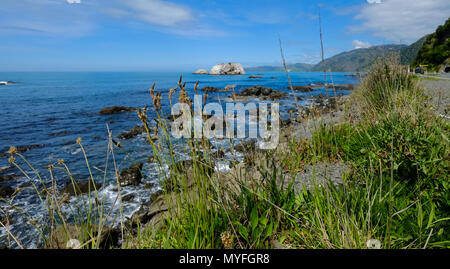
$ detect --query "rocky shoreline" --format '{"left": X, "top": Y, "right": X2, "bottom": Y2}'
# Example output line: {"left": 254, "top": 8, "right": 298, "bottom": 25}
{"left": 0, "top": 80, "right": 357, "bottom": 249}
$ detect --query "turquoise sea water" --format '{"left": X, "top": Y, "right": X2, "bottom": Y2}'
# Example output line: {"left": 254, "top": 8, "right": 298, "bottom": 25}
{"left": 0, "top": 71, "right": 359, "bottom": 248}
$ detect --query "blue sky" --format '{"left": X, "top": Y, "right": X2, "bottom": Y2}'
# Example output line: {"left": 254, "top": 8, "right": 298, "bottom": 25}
{"left": 1, "top": 0, "right": 449, "bottom": 71}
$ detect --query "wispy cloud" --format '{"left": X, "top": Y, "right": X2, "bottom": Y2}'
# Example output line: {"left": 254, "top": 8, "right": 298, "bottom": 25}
{"left": 0, "top": 0, "right": 94, "bottom": 37}
{"left": 0, "top": 0, "right": 227, "bottom": 38}
{"left": 352, "top": 0, "right": 450, "bottom": 43}
{"left": 352, "top": 40, "right": 372, "bottom": 49}
{"left": 119, "top": 0, "right": 194, "bottom": 27}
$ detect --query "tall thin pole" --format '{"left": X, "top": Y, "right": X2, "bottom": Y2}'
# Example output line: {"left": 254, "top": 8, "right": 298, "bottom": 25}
{"left": 319, "top": 8, "right": 328, "bottom": 92}
{"left": 279, "top": 34, "right": 300, "bottom": 111}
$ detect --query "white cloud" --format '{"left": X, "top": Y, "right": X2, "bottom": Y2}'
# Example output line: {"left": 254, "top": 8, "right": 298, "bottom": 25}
{"left": 352, "top": 40, "right": 372, "bottom": 49}
{"left": 67, "top": 0, "right": 81, "bottom": 4}
{"left": 121, "top": 0, "right": 194, "bottom": 27}
{"left": 354, "top": 0, "right": 450, "bottom": 43}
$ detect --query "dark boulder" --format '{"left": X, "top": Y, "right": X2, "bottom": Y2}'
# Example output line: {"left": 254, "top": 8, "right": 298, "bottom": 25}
{"left": 118, "top": 126, "right": 147, "bottom": 139}
{"left": 241, "top": 86, "right": 271, "bottom": 96}
{"left": 291, "top": 85, "right": 314, "bottom": 92}
{"left": 267, "top": 91, "right": 287, "bottom": 100}
{"left": 0, "top": 174, "right": 19, "bottom": 182}
{"left": 122, "top": 193, "right": 135, "bottom": 202}
{"left": 0, "top": 144, "right": 44, "bottom": 158}
{"left": 0, "top": 186, "right": 15, "bottom": 198}
{"left": 119, "top": 163, "right": 143, "bottom": 187}
{"left": 99, "top": 106, "right": 136, "bottom": 115}
{"left": 129, "top": 195, "right": 168, "bottom": 228}
{"left": 61, "top": 181, "right": 102, "bottom": 197}
{"left": 200, "top": 86, "right": 229, "bottom": 92}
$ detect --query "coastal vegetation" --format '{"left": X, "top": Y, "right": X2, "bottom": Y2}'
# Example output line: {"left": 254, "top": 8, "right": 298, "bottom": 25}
{"left": 125, "top": 59, "right": 449, "bottom": 249}
{"left": 412, "top": 18, "right": 450, "bottom": 70}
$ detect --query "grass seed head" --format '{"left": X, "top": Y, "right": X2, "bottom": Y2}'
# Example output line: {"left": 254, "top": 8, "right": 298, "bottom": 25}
{"left": 8, "top": 146, "right": 17, "bottom": 155}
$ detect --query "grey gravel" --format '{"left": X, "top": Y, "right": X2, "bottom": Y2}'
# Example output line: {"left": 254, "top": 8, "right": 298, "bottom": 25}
{"left": 419, "top": 79, "right": 450, "bottom": 119}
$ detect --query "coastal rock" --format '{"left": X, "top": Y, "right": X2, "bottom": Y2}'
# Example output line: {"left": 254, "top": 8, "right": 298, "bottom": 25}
{"left": 209, "top": 63, "right": 246, "bottom": 75}
{"left": 0, "top": 166, "right": 16, "bottom": 175}
{"left": 47, "top": 225, "right": 120, "bottom": 249}
{"left": 225, "top": 84, "right": 237, "bottom": 91}
{"left": 0, "top": 81, "right": 17, "bottom": 86}
{"left": 241, "top": 86, "right": 271, "bottom": 96}
{"left": 61, "top": 181, "right": 102, "bottom": 197}
{"left": 99, "top": 106, "right": 136, "bottom": 115}
{"left": 0, "top": 186, "right": 15, "bottom": 198}
{"left": 129, "top": 195, "right": 168, "bottom": 228}
{"left": 119, "top": 163, "right": 143, "bottom": 187}
{"left": 0, "top": 144, "right": 44, "bottom": 158}
{"left": 291, "top": 85, "right": 314, "bottom": 92}
{"left": 118, "top": 126, "right": 147, "bottom": 139}
{"left": 330, "top": 84, "right": 358, "bottom": 91}
{"left": 236, "top": 86, "right": 287, "bottom": 101}
{"left": 122, "top": 193, "right": 135, "bottom": 202}
{"left": 0, "top": 174, "right": 19, "bottom": 182}
{"left": 193, "top": 69, "right": 209, "bottom": 75}
{"left": 200, "top": 86, "right": 227, "bottom": 92}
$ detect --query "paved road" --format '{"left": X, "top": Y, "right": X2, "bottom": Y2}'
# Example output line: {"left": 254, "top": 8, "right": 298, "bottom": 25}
{"left": 415, "top": 73, "right": 450, "bottom": 80}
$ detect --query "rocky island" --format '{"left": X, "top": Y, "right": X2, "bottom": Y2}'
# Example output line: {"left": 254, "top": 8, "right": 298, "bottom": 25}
{"left": 193, "top": 62, "right": 246, "bottom": 75}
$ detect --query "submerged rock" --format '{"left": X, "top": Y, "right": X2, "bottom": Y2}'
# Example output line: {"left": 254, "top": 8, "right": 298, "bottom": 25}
{"left": 99, "top": 106, "right": 136, "bottom": 115}
{"left": 118, "top": 126, "right": 147, "bottom": 139}
{"left": 61, "top": 181, "right": 102, "bottom": 197}
{"left": 0, "top": 186, "right": 15, "bottom": 198}
{"left": 0, "top": 144, "right": 44, "bottom": 158}
{"left": 119, "top": 163, "right": 143, "bottom": 187}
{"left": 248, "top": 75, "right": 263, "bottom": 79}
{"left": 200, "top": 86, "right": 229, "bottom": 92}
{"left": 291, "top": 85, "right": 314, "bottom": 92}
{"left": 0, "top": 174, "right": 19, "bottom": 181}
{"left": 209, "top": 63, "right": 246, "bottom": 75}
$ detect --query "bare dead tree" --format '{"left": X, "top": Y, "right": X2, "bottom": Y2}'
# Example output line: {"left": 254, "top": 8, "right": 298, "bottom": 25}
{"left": 319, "top": 7, "right": 329, "bottom": 95}
{"left": 278, "top": 34, "right": 300, "bottom": 112}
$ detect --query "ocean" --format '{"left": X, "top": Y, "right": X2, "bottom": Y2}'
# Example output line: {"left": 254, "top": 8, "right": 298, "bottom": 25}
{"left": 0, "top": 71, "right": 359, "bottom": 248}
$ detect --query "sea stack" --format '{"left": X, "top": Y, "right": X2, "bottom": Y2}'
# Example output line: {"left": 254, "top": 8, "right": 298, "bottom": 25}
{"left": 209, "top": 63, "right": 246, "bottom": 75}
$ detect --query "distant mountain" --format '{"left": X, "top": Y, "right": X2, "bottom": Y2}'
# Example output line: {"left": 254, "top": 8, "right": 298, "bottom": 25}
{"left": 246, "top": 39, "right": 432, "bottom": 73}
{"left": 246, "top": 63, "right": 314, "bottom": 72}
{"left": 412, "top": 17, "right": 450, "bottom": 70}
{"left": 310, "top": 44, "right": 406, "bottom": 72}
{"left": 400, "top": 36, "right": 428, "bottom": 65}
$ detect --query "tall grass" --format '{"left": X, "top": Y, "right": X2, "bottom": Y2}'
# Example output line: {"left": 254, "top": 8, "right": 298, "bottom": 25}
{"left": 132, "top": 59, "right": 448, "bottom": 249}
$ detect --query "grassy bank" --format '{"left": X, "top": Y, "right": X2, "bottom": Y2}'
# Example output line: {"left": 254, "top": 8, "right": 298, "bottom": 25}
{"left": 124, "top": 59, "right": 449, "bottom": 249}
